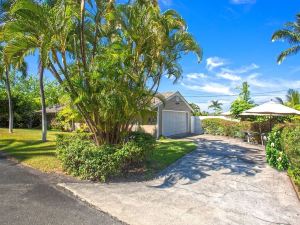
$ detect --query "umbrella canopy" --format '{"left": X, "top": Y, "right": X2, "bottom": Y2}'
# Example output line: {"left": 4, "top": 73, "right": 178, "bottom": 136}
{"left": 240, "top": 101, "right": 300, "bottom": 116}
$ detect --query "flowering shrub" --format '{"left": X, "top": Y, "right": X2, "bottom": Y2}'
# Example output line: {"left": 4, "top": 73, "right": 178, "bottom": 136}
{"left": 266, "top": 128, "right": 289, "bottom": 171}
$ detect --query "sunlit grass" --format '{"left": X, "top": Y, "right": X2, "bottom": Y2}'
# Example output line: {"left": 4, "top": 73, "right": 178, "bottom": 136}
{"left": 0, "top": 128, "right": 65, "bottom": 172}
{"left": 148, "top": 139, "right": 197, "bottom": 173}
{"left": 0, "top": 128, "right": 197, "bottom": 176}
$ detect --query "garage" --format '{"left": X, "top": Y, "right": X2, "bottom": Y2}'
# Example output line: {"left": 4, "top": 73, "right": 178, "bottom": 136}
{"left": 162, "top": 110, "right": 188, "bottom": 136}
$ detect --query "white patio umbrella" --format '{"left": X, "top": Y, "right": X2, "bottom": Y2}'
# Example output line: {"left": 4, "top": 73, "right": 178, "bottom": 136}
{"left": 240, "top": 101, "right": 300, "bottom": 116}
{"left": 240, "top": 101, "right": 300, "bottom": 145}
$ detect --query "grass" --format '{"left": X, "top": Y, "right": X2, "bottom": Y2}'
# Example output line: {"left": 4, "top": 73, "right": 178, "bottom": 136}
{"left": 0, "top": 128, "right": 197, "bottom": 176}
{"left": 147, "top": 139, "right": 197, "bottom": 174}
{"left": 0, "top": 128, "right": 65, "bottom": 172}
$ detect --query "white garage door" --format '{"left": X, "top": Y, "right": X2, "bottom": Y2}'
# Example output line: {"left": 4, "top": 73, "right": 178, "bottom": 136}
{"left": 162, "top": 111, "right": 188, "bottom": 136}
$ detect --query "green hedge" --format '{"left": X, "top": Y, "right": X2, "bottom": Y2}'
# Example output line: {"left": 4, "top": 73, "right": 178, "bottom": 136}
{"left": 56, "top": 132, "right": 156, "bottom": 182}
{"left": 280, "top": 124, "right": 300, "bottom": 188}
{"left": 202, "top": 119, "right": 250, "bottom": 138}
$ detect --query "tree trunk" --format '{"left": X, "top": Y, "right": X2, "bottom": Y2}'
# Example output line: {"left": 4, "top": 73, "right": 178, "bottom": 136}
{"left": 38, "top": 59, "right": 47, "bottom": 142}
{"left": 4, "top": 66, "right": 13, "bottom": 133}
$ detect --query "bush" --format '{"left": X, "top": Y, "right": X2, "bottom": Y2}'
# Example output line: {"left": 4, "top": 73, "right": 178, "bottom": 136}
{"left": 202, "top": 119, "right": 250, "bottom": 138}
{"left": 266, "top": 128, "right": 289, "bottom": 171}
{"left": 56, "top": 132, "right": 156, "bottom": 182}
{"left": 280, "top": 123, "right": 300, "bottom": 189}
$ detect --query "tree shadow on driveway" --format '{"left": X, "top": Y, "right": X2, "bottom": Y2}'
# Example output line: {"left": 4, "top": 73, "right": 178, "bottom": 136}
{"left": 151, "top": 137, "right": 266, "bottom": 188}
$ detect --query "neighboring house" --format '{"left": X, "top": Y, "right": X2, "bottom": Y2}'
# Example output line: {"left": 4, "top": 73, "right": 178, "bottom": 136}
{"left": 36, "top": 105, "right": 63, "bottom": 123}
{"left": 134, "top": 91, "right": 194, "bottom": 138}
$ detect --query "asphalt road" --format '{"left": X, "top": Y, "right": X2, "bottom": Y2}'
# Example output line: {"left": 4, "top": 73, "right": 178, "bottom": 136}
{"left": 0, "top": 155, "right": 123, "bottom": 225}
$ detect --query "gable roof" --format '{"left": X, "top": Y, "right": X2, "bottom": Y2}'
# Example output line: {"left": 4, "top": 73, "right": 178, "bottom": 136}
{"left": 152, "top": 91, "right": 194, "bottom": 111}
{"left": 36, "top": 105, "right": 64, "bottom": 114}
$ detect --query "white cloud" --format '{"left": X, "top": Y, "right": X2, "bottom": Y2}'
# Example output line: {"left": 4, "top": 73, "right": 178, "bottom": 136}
{"left": 246, "top": 73, "right": 300, "bottom": 90}
{"left": 216, "top": 72, "right": 241, "bottom": 81}
{"left": 181, "top": 82, "right": 234, "bottom": 95}
{"left": 230, "top": 0, "right": 256, "bottom": 5}
{"left": 186, "top": 73, "right": 207, "bottom": 80}
{"left": 221, "top": 63, "right": 259, "bottom": 74}
{"left": 206, "top": 57, "right": 228, "bottom": 71}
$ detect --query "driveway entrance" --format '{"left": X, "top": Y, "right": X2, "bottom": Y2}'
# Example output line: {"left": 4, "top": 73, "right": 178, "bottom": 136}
{"left": 60, "top": 135, "right": 300, "bottom": 225}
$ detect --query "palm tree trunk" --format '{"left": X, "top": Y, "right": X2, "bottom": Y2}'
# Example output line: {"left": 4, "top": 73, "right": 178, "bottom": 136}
{"left": 4, "top": 66, "right": 13, "bottom": 133}
{"left": 38, "top": 58, "right": 47, "bottom": 142}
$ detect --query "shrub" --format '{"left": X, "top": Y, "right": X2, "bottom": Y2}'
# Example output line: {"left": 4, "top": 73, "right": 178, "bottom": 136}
{"left": 266, "top": 128, "right": 289, "bottom": 171}
{"left": 280, "top": 123, "right": 300, "bottom": 189}
{"left": 202, "top": 119, "right": 250, "bottom": 138}
{"left": 56, "top": 132, "right": 156, "bottom": 182}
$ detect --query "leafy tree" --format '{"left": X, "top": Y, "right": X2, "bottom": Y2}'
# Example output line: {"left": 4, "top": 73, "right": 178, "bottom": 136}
{"left": 286, "top": 89, "right": 300, "bottom": 110}
{"left": 230, "top": 82, "right": 254, "bottom": 118}
{"left": 272, "top": 13, "right": 300, "bottom": 64}
{"left": 230, "top": 99, "right": 254, "bottom": 118}
{"left": 0, "top": 74, "right": 61, "bottom": 128}
{"left": 208, "top": 100, "right": 223, "bottom": 115}
{"left": 190, "top": 103, "right": 201, "bottom": 116}
{"left": 2, "top": 0, "right": 202, "bottom": 145}
{"left": 238, "top": 82, "right": 252, "bottom": 103}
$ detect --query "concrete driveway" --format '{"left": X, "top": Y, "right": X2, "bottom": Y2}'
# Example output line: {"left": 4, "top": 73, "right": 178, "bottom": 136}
{"left": 60, "top": 135, "right": 300, "bottom": 225}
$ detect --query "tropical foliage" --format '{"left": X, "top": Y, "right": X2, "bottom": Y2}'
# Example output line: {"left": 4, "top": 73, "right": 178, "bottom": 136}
{"left": 208, "top": 100, "right": 222, "bottom": 115}
{"left": 189, "top": 103, "right": 201, "bottom": 116}
{"left": 272, "top": 13, "right": 300, "bottom": 64}
{"left": 0, "top": 74, "right": 61, "bottom": 128}
{"left": 0, "top": 0, "right": 201, "bottom": 145}
{"left": 286, "top": 89, "right": 300, "bottom": 110}
{"left": 230, "top": 82, "right": 254, "bottom": 118}
{"left": 266, "top": 128, "right": 289, "bottom": 171}
{"left": 56, "top": 132, "right": 156, "bottom": 182}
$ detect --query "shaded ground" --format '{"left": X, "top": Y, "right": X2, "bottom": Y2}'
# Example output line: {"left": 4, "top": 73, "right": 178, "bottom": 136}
{"left": 0, "top": 154, "right": 123, "bottom": 225}
{"left": 60, "top": 135, "right": 300, "bottom": 225}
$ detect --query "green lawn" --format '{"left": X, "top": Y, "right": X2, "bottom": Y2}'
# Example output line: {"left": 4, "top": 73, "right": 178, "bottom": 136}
{"left": 0, "top": 128, "right": 197, "bottom": 175}
{"left": 0, "top": 128, "right": 65, "bottom": 172}
{"left": 148, "top": 139, "right": 197, "bottom": 174}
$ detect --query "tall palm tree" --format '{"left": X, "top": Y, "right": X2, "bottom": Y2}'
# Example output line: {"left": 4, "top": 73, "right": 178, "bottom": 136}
{"left": 0, "top": 47, "right": 13, "bottom": 133}
{"left": 272, "top": 13, "right": 300, "bottom": 64}
{"left": 0, "top": 0, "right": 28, "bottom": 133}
{"left": 1, "top": 0, "right": 55, "bottom": 141}
{"left": 286, "top": 89, "right": 300, "bottom": 108}
{"left": 208, "top": 100, "right": 223, "bottom": 115}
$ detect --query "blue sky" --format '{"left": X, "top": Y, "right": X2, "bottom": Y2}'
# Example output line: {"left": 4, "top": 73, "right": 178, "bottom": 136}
{"left": 157, "top": 0, "right": 300, "bottom": 112}
{"left": 26, "top": 0, "right": 300, "bottom": 112}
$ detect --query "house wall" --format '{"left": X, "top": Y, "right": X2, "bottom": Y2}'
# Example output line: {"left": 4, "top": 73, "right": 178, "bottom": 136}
{"left": 132, "top": 125, "right": 157, "bottom": 136}
{"left": 157, "top": 95, "right": 192, "bottom": 137}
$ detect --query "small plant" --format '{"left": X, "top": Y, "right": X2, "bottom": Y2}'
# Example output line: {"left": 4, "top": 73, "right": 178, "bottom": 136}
{"left": 266, "top": 129, "right": 289, "bottom": 171}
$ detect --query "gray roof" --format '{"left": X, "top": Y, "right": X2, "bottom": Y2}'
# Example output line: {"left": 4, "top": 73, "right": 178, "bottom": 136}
{"left": 152, "top": 92, "right": 176, "bottom": 107}
{"left": 36, "top": 105, "right": 64, "bottom": 114}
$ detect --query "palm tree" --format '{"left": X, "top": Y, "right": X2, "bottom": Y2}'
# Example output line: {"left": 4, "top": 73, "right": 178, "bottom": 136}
{"left": 0, "top": 48, "right": 13, "bottom": 133}
{"left": 272, "top": 13, "right": 300, "bottom": 64}
{"left": 286, "top": 89, "right": 300, "bottom": 108}
{"left": 208, "top": 100, "right": 223, "bottom": 115}
{"left": 0, "top": 54, "right": 27, "bottom": 133}
{"left": 1, "top": 0, "right": 55, "bottom": 141}
{"left": 0, "top": 0, "right": 28, "bottom": 133}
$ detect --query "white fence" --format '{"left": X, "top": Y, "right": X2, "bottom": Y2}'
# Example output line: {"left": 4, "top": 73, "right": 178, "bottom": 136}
{"left": 191, "top": 116, "right": 239, "bottom": 135}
